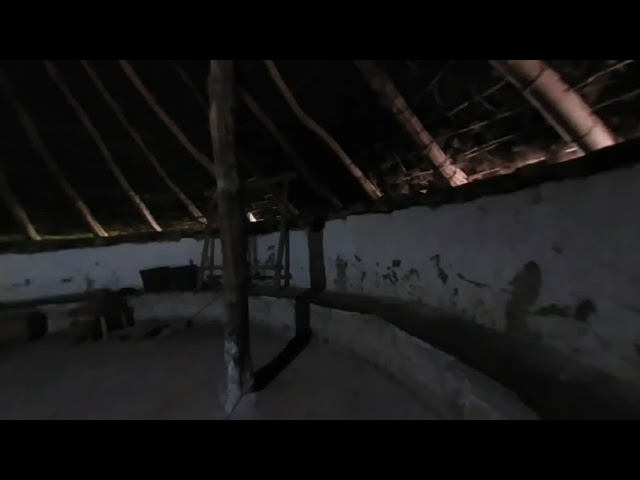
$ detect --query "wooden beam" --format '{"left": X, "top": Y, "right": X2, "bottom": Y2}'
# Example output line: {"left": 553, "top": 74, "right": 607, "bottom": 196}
{"left": 239, "top": 152, "right": 299, "bottom": 217}
{"left": 0, "top": 69, "right": 109, "bottom": 238}
{"left": 490, "top": 60, "right": 618, "bottom": 153}
{"left": 168, "top": 60, "right": 209, "bottom": 112}
{"left": 239, "top": 89, "right": 343, "bottom": 209}
{"left": 44, "top": 61, "right": 162, "bottom": 233}
{"left": 81, "top": 60, "right": 206, "bottom": 225}
{"left": 354, "top": 60, "right": 469, "bottom": 187}
{"left": 209, "top": 60, "right": 254, "bottom": 414}
{"left": 118, "top": 60, "right": 217, "bottom": 179}
{"left": 204, "top": 171, "right": 298, "bottom": 197}
{"left": 262, "top": 60, "right": 383, "bottom": 201}
{"left": 167, "top": 61, "right": 301, "bottom": 216}
{"left": 0, "top": 163, "right": 41, "bottom": 240}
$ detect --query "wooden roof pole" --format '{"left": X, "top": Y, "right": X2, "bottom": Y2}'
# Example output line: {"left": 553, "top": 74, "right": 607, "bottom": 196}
{"left": 239, "top": 90, "right": 343, "bottom": 210}
{"left": 118, "top": 60, "right": 217, "bottom": 179}
{"left": 81, "top": 60, "right": 206, "bottom": 225}
{"left": 166, "top": 61, "right": 302, "bottom": 217}
{"left": 262, "top": 60, "right": 383, "bottom": 201}
{"left": 0, "top": 70, "right": 109, "bottom": 238}
{"left": 209, "top": 59, "right": 254, "bottom": 414}
{"left": 169, "top": 60, "right": 209, "bottom": 112}
{"left": 354, "top": 60, "right": 469, "bottom": 187}
{"left": 0, "top": 163, "right": 41, "bottom": 240}
{"left": 43, "top": 61, "right": 162, "bottom": 233}
{"left": 490, "top": 60, "right": 618, "bottom": 153}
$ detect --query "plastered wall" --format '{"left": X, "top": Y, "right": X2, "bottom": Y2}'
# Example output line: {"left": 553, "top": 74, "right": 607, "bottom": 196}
{"left": 323, "top": 162, "right": 640, "bottom": 384}
{"left": 0, "top": 231, "right": 310, "bottom": 303}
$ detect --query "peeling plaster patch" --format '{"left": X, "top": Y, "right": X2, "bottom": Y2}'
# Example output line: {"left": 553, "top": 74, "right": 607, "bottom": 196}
{"left": 430, "top": 254, "right": 448, "bottom": 285}
{"left": 402, "top": 268, "right": 420, "bottom": 282}
{"left": 625, "top": 305, "right": 640, "bottom": 315}
{"left": 266, "top": 251, "right": 276, "bottom": 266}
{"left": 534, "top": 304, "right": 572, "bottom": 317}
{"left": 392, "top": 259, "right": 401, "bottom": 268}
{"left": 382, "top": 270, "right": 399, "bottom": 286}
{"left": 505, "top": 261, "right": 541, "bottom": 333}
{"left": 575, "top": 299, "right": 597, "bottom": 323}
{"left": 533, "top": 299, "right": 597, "bottom": 324}
{"left": 457, "top": 273, "right": 488, "bottom": 289}
{"left": 354, "top": 255, "right": 362, "bottom": 262}
{"left": 334, "top": 256, "right": 348, "bottom": 290}
{"left": 531, "top": 189, "right": 543, "bottom": 205}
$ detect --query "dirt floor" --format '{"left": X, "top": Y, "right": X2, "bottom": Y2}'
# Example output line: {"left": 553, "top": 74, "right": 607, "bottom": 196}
{"left": 0, "top": 322, "right": 437, "bottom": 420}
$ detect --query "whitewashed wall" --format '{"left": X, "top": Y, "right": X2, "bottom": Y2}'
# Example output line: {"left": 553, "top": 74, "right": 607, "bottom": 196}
{"left": 323, "top": 163, "right": 640, "bottom": 385}
{"left": 3, "top": 161, "right": 640, "bottom": 385}
{"left": 0, "top": 231, "right": 310, "bottom": 303}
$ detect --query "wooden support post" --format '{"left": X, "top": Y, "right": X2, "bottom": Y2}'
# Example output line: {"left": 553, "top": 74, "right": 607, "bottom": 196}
{"left": 208, "top": 60, "right": 253, "bottom": 414}
{"left": 81, "top": 60, "right": 206, "bottom": 225}
{"left": 44, "top": 61, "right": 163, "bottom": 232}
{"left": 354, "top": 60, "right": 469, "bottom": 187}
{"left": 0, "top": 69, "right": 109, "bottom": 238}
{"left": 0, "top": 164, "right": 41, "bottom": 240}
{"left": 262, "top": 60, "right": 382, "bottom": 201}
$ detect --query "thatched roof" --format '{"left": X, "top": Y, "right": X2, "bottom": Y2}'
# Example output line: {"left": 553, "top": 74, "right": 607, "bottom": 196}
{"left": 0, "top": 60, "right": 638, "bottom": 245}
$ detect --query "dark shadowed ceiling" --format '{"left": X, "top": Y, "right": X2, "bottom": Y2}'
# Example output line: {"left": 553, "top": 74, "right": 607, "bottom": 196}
{"left": 0, "top": 59, "right": 638, "bottom": 242}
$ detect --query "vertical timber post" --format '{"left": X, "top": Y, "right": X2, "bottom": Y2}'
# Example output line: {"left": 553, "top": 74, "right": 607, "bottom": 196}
{"left": 208, "top": 60, "right": 254, "bottom": 414}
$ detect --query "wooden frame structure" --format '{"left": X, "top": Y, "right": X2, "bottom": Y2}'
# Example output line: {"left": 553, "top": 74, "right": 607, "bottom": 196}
{"left": 197, "top": 172, "right": 296, "bottom": 291}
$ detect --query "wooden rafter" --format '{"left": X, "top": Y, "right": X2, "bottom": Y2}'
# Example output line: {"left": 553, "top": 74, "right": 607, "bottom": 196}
{"left": 118, "top": 60, "right": 217, "bottom": 179}
{"left": 262, "top": 60, "right": 383, "bottom": 201}
{"left": 44, "top": 61, "right": 163, "bottom": 232}
{"left": 0, "top": 163, "right": 41, "bottom": 240}
{"left": 238, "top": 152, "right": 299, "bottom": 217}
{"left": 354, "top": 60, "right": 469, "bottom": 187}
{"left": 239, "top": 90, "right": 343, "bottom": 210}
{"left": 0, "top": 69, "right": 109, "bottom": 238}
{"left": 209, "top": 60, "right": 254, "bottom": 414}
{"left": 490, "top": 60, "right": 618, "bottom": 153}
{"left": 169, "top": 60, "right": 209, "bottom": 112}
{"left": 81, "top": 60, "right": 206, "bottom": 225}
{"left": 167, "top": 60, "right": 301, "bottom": 217}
